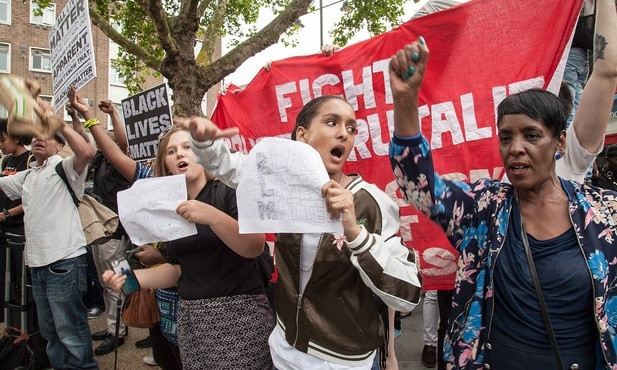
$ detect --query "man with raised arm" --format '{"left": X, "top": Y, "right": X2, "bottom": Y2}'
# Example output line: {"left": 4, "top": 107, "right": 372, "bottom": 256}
{"left": 0, "top": 99, "right": 97, "bottom": 369}
{"left": 67, "top": 89, "right": 133, "bottom": 355}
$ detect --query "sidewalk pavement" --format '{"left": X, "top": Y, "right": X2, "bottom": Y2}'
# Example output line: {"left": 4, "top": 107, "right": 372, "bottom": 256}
{"left": 395, "top": 299, "right": 435, "bottom": 369}
{"left": 88, "top": 317, "right": 152, "bottom": 370}
{"left": 4, "top": 296, "right": 432, "bottom": 369}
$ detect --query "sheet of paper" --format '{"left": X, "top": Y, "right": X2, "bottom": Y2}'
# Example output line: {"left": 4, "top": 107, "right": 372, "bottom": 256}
{"left": 117, "top": 174, "right": 197, "bottom": 245}
{"left": 236, "top": 138, "right": 343, "bottom": 234}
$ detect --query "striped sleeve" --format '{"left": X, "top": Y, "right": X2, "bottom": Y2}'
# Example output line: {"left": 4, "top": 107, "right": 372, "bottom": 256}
{"left": 190, "top": 137, "right": 245, "bottom": 189}
{"left": 134, "top": 162, "right": 154, "bottom": 181}
{"left": 347, "top": 181, "right": 422, "bottom": 311}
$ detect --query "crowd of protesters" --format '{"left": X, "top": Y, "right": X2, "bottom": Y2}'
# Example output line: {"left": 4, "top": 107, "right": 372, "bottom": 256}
{"left": 1, "top": 0, "right": 617, "bottom": 369}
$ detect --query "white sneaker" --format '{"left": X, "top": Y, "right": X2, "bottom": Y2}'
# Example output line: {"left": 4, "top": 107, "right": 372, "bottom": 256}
{"left": 143, "top": 355, "right": 157, "bottom": 366}
{"left": 87, "top": 307, "right": 104, "bottom": 320}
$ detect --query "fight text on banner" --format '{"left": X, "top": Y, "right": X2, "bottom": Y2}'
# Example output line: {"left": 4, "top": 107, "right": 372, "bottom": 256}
{"left": 210, "top": 0, "right": 583, "bottom": 290}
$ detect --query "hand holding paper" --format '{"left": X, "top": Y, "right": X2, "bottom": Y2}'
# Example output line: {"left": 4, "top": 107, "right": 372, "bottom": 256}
{"left": 321, "top": 180, "right": 361, "bottom": 241}
{"left": 0, "top": 76, "right": 64, "bottom": 139}
{"left": 117, "top": 174, "right": 198, "bottom": 245}
{"left": 176, "top": 199, "right": 217, "bottom": 225}
{"left": 236, "top": 138, "right": 343, "bottom": 234}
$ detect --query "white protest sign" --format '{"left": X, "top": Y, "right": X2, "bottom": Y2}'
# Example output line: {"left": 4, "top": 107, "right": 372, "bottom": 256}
{"left": 122, "top": 83, "right": 172, "bottom": 161}
{"left": 49, "top": 0, "right": 96, "bottom": 112}
{"left": 236, "top": 137, "right": 343, "bottom": 234}
{"left": 117, "top": 174, "right": 197, "bottom": 245}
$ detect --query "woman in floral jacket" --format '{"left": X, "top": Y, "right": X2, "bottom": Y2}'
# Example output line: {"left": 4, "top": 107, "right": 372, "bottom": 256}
{"left": 388, "top": 35, "right": 617, "bottom": 369}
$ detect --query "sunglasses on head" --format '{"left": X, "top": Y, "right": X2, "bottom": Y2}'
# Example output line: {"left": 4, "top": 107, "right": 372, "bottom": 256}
{"left": 157, "top": 126, "right": 177, "bottom": 142}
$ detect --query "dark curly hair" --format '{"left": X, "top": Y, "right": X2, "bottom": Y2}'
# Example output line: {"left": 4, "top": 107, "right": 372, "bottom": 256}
{"left": 0, "top": 118, "right": 33, "bottom": 146}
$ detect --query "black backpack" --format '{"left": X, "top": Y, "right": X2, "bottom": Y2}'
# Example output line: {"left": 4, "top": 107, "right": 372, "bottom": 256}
{"left": 210, "top": 179, "right": 274, "bottom": 287}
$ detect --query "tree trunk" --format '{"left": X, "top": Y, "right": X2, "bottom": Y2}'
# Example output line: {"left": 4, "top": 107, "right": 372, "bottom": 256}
{"left": 168, "top": 77, "right": 208, "bottom": 117}
{"left": 161, "top": 49, "right": 209, "bottom": 117}
{"left": 89, "top": 0, "right": 315, "bottom": 117}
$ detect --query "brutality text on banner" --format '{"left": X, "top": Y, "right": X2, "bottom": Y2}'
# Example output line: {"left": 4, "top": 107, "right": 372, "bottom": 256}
{"left": 210, "top": 0, "right": 583, "bottom": 290}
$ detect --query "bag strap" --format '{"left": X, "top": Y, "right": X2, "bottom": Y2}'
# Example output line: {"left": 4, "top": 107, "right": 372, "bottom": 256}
{"left": 520, "top": 215, "right": 564, "bottom": 369}
{"left": 55, "top": 162, "right": 80, "bottom": 207}
{"left": 26, "top": 154, "right": 34, "bottom": 169}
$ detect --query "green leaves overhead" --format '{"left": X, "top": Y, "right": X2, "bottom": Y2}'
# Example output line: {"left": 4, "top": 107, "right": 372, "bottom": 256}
{"left": 331, "top": 0, "right": 408, "bottom": 46}
{"left": 35, "top": 0, "right": 417, "bottom": 115}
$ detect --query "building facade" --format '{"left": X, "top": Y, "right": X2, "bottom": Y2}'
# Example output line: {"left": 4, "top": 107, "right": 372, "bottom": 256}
{"left": 0, "top": 0, "right": 220, "bottom": 129}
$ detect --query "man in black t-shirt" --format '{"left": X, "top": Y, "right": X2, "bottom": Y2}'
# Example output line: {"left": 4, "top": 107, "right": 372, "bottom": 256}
{"left": 0, "top": 118, "right": 31, "bottom": 324}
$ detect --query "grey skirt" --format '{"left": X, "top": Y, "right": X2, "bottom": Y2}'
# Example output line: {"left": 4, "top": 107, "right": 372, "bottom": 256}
{"left": 177, "top": 293, "right": 274, "bottom": 370}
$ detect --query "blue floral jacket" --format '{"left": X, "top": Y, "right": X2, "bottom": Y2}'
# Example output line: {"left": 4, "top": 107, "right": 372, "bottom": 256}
{"left": 390, "top": 135, "right": 617, "bottom": 370}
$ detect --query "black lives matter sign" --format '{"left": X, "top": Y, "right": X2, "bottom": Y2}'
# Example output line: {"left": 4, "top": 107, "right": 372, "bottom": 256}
{"left": 122, "top": 83, "right": 172, "bottom": 161}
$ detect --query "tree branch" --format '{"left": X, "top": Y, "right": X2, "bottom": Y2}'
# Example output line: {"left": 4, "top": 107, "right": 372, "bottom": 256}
{"left": 88, "top": 6, "right": 161, "bottom": 70}
{"left": 134, "top": 0, "right": 178, "bottom": 55}
{"left": 179, "top": 0, "right": 198, "bottom": 18}
{"left": 197, "top": 0, "right": 313, "bottom": 87}
{"left": 196, "top": 0, "right": 215, "bottom": 17}
{"left": 196, "top": 0, "right": 227, "bottom": 65}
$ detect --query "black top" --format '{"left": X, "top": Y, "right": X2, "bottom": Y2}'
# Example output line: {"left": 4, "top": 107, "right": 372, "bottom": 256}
{"left": 90, "top": 151, "right": 130, "bottom": 213}
{"left": 166, "top": 180, "right": 263, "bottom": 300}
{"left": 592, "top": 165, "right": 617, "bottom": 192}
{"left": 90, "top": 151, "right": 130, "bottom": 237}
{"left": 0, "top": 151, "right": 30, "bottom": 230}
{"left": 572, "top": 13, "right": 595, "bottom": 50}
{"left": 491, "top": 200, "right": 596, "bottom": 354}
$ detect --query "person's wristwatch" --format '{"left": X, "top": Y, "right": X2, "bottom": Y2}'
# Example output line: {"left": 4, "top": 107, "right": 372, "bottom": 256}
{"left": 3, "top": 209, "right": 10, "bottom": 221}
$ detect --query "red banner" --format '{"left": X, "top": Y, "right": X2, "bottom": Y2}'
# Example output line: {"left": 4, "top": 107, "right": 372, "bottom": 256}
{"left": 211, "top": 0, "right": 583, "bottom": 290}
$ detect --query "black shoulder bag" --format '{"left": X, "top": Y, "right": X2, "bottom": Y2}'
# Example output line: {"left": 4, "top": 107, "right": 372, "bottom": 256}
{"left": 520, "top": 216, "right": 564, "bottom": 369}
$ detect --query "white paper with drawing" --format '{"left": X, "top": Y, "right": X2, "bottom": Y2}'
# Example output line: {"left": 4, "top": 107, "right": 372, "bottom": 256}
{"left": 236, "top": 138, "right": 343, "bottom": 234}
{"left": 117, "top": 174, "right": 197, "bottom": 245}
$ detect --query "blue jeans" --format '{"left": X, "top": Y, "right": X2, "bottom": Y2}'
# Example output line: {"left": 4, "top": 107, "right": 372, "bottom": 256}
{"left": 563, "top": 47, "right": 589, "bottom": 127}
{"left": 83, "top": 245, "right": 104, "bottom": 311}
{"left": 31, "top": 255, "right": 98, "bottom": 369}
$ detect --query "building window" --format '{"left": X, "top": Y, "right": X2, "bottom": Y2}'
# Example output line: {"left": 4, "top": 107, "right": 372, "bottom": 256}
{"left": 0, "top": 0, "right": 11, "bottom": 25}
{"left": 0, "top": 43, "right": 10, "bottom": 73}
{"left": 106, "top": 103, "right": 124, "bottom": 130}
{"left": 39, "top": 95, "right": 53, "bottom": 108}
{"left": 30, "top": 48, "right": 51, "bottom": 72}
{"left": 39, "top": 95, "right": 54, "bottom": 119}
{"left": 110, "top": 60, "right": 125, "bottom": 86}
{"left": 64, "top": 104, "right": 86, "bottom": 122}
{"left": 114, "top": 103, "right": 123, "bottom": 117}
{"left": 30, "top": 1, "right": 55, "bottom": 26}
